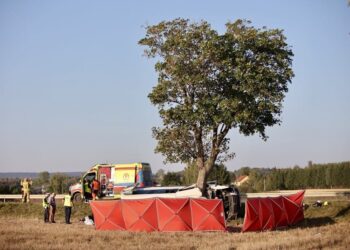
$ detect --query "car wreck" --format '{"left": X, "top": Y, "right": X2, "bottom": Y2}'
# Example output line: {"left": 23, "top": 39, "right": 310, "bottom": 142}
{"left": 121, "top": 182, "right": 241, "bottom": 221}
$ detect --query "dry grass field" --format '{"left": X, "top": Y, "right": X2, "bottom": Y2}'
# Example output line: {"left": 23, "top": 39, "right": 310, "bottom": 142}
{"left": 0, "top": 199, "right": 349, "bottom": 250}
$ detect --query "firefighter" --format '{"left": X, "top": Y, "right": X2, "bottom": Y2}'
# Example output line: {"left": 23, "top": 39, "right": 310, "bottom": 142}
{"left": 42, "top": 193, "right": 50, "bottom": 223}
{"left": 21, "top": 178, "right": 33, "bottom": 203}
{"left": 63, "top": 192, "right": 73, "bottom": 224}
{"left": 92, "top": 178, "right": 100, "bottom": 200}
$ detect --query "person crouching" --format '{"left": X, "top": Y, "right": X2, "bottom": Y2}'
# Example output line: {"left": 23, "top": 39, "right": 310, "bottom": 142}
{"left": 63, "top": 192, "right": 73, "bottom": 224}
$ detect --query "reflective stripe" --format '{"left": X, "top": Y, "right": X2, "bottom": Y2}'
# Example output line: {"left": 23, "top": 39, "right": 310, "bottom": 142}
{"left": 64, "top": 195, "right": 73, "bottom": 207}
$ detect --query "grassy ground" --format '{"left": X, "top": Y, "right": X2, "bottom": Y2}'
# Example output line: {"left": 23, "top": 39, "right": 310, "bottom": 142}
{"left": 0, "top": 202, "right": 92, "bottom": 221}
{"left": 303, "top": 199, "right": 350, "bottom": 226}
{"left": 0, "top": 199, "right": 349, "bottom": 250}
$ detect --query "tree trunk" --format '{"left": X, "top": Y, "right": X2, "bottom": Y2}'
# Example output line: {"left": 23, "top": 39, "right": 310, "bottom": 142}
{"left": 196, "top": 159, "right": 215, "bottom": 197}
{"left": 194, "top": 125, "right": 221, "bottom": 196}
{"left": 196, "top": 167, "right": 208, "bottom": 196}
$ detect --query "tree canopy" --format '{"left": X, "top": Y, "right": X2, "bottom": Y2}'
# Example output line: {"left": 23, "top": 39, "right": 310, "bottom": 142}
{"left": 139, "top": 18, "right": 294, "bottom": 193}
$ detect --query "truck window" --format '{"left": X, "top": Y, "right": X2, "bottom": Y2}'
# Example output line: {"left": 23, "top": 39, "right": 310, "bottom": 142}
{"left": 84, "top": 172, "right": 96, "bottom": 182}
{"left": 142, "top": 166, "right": 153, "bottom": 186}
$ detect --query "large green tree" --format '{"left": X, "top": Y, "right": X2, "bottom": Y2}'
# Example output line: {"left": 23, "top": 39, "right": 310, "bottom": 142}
{"left": 139, "top": 19, "right": 294, "bottom": 194}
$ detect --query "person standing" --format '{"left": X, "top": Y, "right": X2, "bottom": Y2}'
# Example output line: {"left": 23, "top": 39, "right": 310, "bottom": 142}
{"left": 42, "top": 193, "right": 50, "bottom": 223}
{"left": 63, "top": 192, "right": 73, "bottom": 224}
{"left": 48, "top": 193, "right": 56, "bottom": 223}
{"left": 92, "top": 178, "right": 100, "bottom": 200}
{"left": 83, "top": 180, "right": 92, "bottom": 202}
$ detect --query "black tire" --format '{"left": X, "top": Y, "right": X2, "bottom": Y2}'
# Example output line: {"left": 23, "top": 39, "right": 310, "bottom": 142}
{"left": 73, "top": 192, "right": 82, "bottom": 202}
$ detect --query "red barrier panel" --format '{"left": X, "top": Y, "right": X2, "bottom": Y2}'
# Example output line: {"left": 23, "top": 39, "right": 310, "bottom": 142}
{"left": 90, "top": 198, "right": 226, "bottom": 232}
{"left": 242, "top": 190, "right": 305, "bottom": 232}
{"left": 91, "top": 200, "right": 126, "bottom": 230}
{"left": 122, "top": 199, "right": 158, "bottom": 232}
{"left": 157, "top": 198, "right": 192, "bottom": 231}
{"left": 190, "top": 199, "right": 226, "bottom": 231}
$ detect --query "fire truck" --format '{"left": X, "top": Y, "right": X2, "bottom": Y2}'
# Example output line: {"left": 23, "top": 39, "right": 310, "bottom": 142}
{"left": 69, "top": 163, "right": 153, "bottom": 201}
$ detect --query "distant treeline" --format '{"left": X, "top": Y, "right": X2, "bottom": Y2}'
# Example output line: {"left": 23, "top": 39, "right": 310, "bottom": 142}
{"left": 0, "top": 172, "right": 81, "bottom": 194}
{"left": 266, "top": 162, "right": 350, "bottom": 190}
{"left": 0, "top": 172, "right": 83, "bottom": 179}
{"left": 235, "top": 161, "right": 350, "bottom": 192}
{"left": 0, "top": 178, "right": 21, "bottom": 194}
{"left": 154, "top": 161, "right": 350, "bottom": 192}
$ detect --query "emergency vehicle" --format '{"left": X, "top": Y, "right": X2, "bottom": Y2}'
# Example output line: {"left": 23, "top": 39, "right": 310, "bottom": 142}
{"left": 69, "top": 163, "right": 153, "bottom": 201}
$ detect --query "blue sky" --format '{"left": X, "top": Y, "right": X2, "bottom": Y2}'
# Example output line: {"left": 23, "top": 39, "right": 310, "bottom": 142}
{"left": 0, "top": 1, "right": 349, "bottom": 172}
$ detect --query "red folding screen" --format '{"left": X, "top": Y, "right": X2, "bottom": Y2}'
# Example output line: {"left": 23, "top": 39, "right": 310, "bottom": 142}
{"left": 242, "top": 190, "right": 305, "bottom": 232}
{"left": 90, "top": 198, "right": 226, "bottom": 232}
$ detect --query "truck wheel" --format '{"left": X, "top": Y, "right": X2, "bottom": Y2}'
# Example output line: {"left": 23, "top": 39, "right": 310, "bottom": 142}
{"left": 73, "top": 193, "right": 82, "bottom": 202}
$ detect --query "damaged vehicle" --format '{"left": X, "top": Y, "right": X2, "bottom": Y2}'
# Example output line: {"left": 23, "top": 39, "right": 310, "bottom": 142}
{"left": 121, "top": 181, "right": 240, "bottom": 221}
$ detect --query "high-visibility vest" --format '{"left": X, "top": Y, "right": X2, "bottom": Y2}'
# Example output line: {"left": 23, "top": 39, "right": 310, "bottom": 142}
{"left": 84, "top": 182, "right": 91, "bottom": 193}
{"left": 64, "top": 195, "right": 73, "bottom": 207}
{"left": 42, "top": 198, "right": 49, "bottom": 208}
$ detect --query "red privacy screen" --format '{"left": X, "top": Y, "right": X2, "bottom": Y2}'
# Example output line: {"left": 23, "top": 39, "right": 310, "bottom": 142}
{"left": 90, "top": 198, "right": 226, "bottom": 232}
{"left": 242, "top": 190, "right": 305, "bottom": 232}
